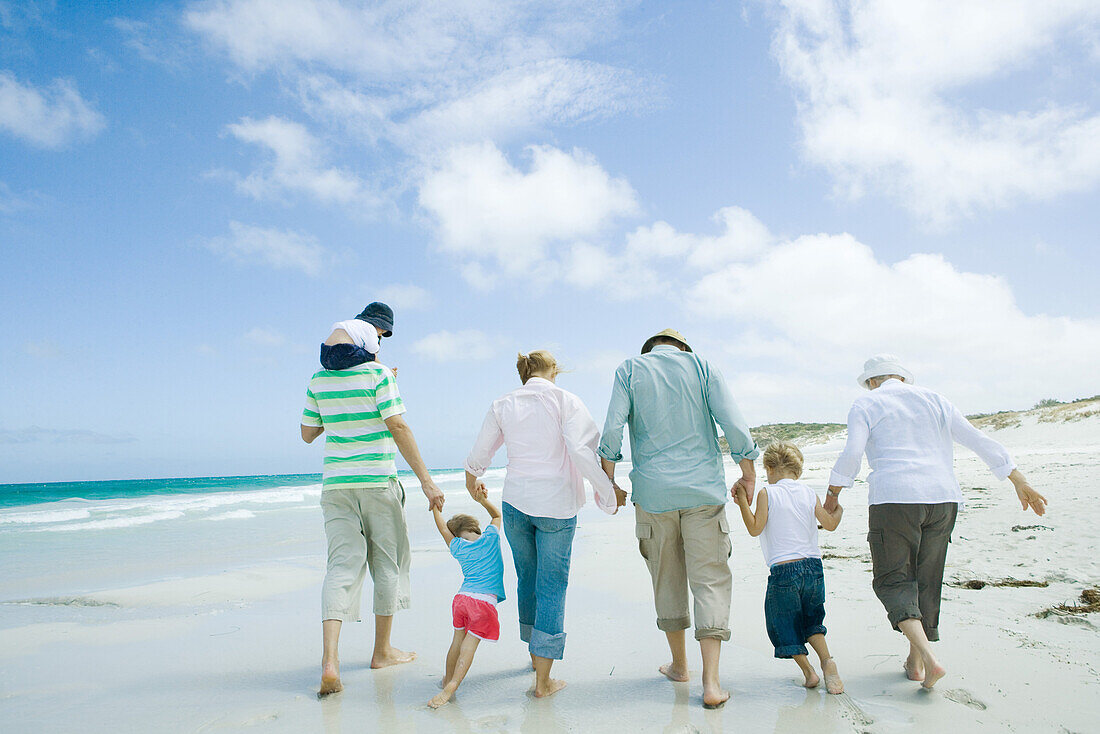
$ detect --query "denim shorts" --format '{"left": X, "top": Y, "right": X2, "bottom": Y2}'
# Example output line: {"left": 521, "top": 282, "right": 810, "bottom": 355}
{"left": 764, "top": 557, "right": 827, "bottom": 658}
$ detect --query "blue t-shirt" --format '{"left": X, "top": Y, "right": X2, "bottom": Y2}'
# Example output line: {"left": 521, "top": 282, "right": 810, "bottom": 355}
{"left": 449, "top": 524, "right": 507, "bottom": 602}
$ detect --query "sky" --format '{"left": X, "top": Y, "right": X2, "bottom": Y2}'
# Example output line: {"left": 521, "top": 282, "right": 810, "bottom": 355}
{"left": 1, "top": 0, "right": 1098, "bottom": 483}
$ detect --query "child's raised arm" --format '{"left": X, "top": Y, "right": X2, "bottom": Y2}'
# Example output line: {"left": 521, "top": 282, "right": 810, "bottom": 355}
{"left": 734, "top": 484, "right": 768, "bottom": 537}
{"left": 814, "top": 496, "right": 843, "bottom": 531}
{"left": 476, "top": 494, "right": 502, "bottom": 529}
{"left": 432, "top": 507, "right": 455, "bottom": 545}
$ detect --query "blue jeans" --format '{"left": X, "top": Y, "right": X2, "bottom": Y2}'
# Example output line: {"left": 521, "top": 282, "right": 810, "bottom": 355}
{"left": 764, "top": 557, "right": 827, "bottom": 658}
{"left": 502, "top": 502, "right": 576, "bottom": 660}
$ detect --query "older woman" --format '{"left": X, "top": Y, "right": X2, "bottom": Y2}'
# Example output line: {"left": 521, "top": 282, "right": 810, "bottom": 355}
{"left": 464, "top": 350, "right": 625, "bottom": 698}
{"left": 824, "top": 354, "right": 1046, "bottom": 690}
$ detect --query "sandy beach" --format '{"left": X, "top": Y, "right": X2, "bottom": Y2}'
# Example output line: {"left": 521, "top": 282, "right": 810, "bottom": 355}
{"left": 1, "top": 402, "right": 1098, "bottom": 733}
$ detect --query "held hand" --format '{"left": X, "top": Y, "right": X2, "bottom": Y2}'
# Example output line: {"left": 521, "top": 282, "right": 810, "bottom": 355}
{"left": 422, "top": 480, "right": 445, "bottom": 512}
{"left": 468, "top": 479, "right": 488, "bottom": 501}
{"left": 731, "top": 475, "right": 755, "bottom": 505}
{"left": 1016, "top": 483, "right": 1047, "bottom": 516}
{"left": 823, "top": 493, "right": 839, "bottom": 514}
{"left": 613, "top": 483, "right": 628, "bottom": 509}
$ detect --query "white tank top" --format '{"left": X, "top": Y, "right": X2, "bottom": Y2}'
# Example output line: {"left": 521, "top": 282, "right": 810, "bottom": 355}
{"left": 759, "top": 479, "right": 821, "bottom": 568}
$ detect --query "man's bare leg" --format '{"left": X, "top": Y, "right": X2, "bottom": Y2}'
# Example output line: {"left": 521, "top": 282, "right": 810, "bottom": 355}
{"left": 793, "top": 654, "right": 820, "bottom": 688}
{"left": 904, "top": 641, "right": 924, "bottom": 680}
{"left": 442, "top": 629, "right": 465, "bottom": 687}
{"left": 807, "top": 634, "right": 843, "bottom": 694}
{"left": 700, "top": 637, "right": 729, "bottom": 708}
{"left": 320, "top": 619, "right": 343, "bottom": 695}
{"left": 429, "top": 634, "right": 480, "bottom": 708}
{"left": 371, "top": 614, "right": 416, "bottom": 669}
{"left": 659, "top": 630, "right": 690, "bottom": 682}
{"left": 897, "top": 619, "right": 945, "bottom": 689}
{"left": 532, "top": 655, "right": 567, "bottom": 698}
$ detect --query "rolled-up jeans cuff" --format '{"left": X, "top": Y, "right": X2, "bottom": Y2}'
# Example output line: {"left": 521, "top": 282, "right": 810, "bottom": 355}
{"left": 774, "top": 643, "right": 807, "bottom": 659}
{"left": 694, "top": 626, "right": 731, "bottom": 642}
{"left": 519, "top": 622, "right": 533, "bottom": 643}
{"left": 656, "top": 616, "right": 691, "bottom": 632}
{"left": 529, "top": 629, "right": 566, "bottom": 660}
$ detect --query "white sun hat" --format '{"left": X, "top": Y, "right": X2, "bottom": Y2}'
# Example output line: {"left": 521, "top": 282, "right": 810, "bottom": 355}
{"left": 857, "top": 354, "right": 914, "bottom": 389}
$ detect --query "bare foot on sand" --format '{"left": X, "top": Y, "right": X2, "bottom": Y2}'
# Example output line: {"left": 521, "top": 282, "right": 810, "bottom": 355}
{"left": 428, "top": 685, "right": 456, "bottom": 708}
{"left": 534, "top": 679, "right": 567, "bottom": 698}
{"left": 319, "top": 660, "right": 343, "bottom": 696}
{"left": 904, "top": 655, "right": 925, "bottom": 681}
{"left": 803, "top": 669, "right": 820, "bottom": 688}
{"left": 921, "top": 662, "right": 946, "bottom": 690}
{"left": 822, "top": 658, "right": 844, "bottom": 694}
{"left": 702, "top": 683, "right": 729, "bottom": 709}
{"left": 659, "top": 663, "right": 690, "bottom": 682}
{"left": 371, "top": 647, "right": 416, "bottom": 669}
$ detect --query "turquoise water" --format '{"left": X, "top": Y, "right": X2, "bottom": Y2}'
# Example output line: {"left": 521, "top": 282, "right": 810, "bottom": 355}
{"left": 0, "top": 474, "right": 324, "bottom": 509}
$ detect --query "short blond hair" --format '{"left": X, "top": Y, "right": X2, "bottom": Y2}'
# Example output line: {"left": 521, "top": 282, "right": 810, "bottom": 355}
{"left": 762, "top": 441, "right": 804, "bottom": 479}
{"left": 446, "top": 513, "right": 481, "bottom": 537}
{"left": 517, "top": 350, "right": 561, "bottom": 384}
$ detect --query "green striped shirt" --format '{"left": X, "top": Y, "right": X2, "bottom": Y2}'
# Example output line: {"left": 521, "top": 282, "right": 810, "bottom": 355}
{"left": 301, "top": 363, "right": 406, "bottom": 490}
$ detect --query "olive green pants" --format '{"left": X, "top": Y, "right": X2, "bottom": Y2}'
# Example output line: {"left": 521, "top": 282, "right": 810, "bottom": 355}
{"left": 320, "top": 478, "right": 411, "bottom": 622}
{"left": 867, "top": 502, "right": 958, "bottom": 641}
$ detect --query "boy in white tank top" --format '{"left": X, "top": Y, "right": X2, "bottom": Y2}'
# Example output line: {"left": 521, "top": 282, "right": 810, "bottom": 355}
{"left": 733, "top": 442, "right": 846, "bottom": 693}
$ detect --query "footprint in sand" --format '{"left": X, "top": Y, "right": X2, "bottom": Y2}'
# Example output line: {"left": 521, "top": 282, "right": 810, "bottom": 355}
{"left": 943, "top": 689, "right": 987, "bottom": 711}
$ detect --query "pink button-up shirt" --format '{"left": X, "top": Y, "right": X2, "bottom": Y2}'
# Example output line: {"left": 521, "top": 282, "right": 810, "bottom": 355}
{"left": 463, "top": 378, "right": 617, "bottom": 519}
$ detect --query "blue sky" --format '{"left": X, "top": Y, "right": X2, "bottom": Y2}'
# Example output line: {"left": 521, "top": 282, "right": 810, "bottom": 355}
{"left": 1, "top": 1, "right": 1098, "bottom": 483}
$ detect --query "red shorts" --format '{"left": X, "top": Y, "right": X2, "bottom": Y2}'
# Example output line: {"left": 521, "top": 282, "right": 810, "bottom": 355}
{"left": 451, "top": 594, "right": 500, "bottom": 641}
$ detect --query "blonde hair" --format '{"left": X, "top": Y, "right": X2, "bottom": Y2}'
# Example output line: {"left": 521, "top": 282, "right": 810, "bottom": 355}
{"left": 762, "top": 441, "right": 804, "bottom": 479}
{"left": 516, "top": 350, "right": 561, "bottom": 384}
{"left": 446, "top": 513, "right": 481, "bottom": 537}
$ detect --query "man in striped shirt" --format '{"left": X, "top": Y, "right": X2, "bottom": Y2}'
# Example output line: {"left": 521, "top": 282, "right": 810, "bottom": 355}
{"left": 301, "top": 305, "right": 444, "bottom": 695}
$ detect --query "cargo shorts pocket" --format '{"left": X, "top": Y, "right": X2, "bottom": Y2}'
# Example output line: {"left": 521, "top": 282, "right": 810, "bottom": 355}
{"left": 636, "top": 523, "right": 653, "bottom": 561}
{"left": 866, "top": 530, "right": 885, "bottom": 576}
{"left": 718, "top": 516, "right": 732, "bottom": 562}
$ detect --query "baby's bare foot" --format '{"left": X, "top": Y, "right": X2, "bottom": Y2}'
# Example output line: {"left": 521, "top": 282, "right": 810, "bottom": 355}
{"left": 822, "top": 658, "right": 844, "bottom": 694}
{"left": 534, "top": 678, "right": 567, "bottom": 698}
{"left": 427, "top": 688, "right": 454, "bottom": 708}
{"left": 659, "top": 662, "right": 689, "bottom": 682}
{"left": 319, "top": 660, "right": 342, "bottom": 696}
{"left": 371, "top": 646, "right": 416, "bottom": 669}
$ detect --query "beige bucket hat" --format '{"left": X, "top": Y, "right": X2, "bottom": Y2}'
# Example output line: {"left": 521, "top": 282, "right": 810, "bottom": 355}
{"left": 641, "top": 328, "right": 692, "bottom": 354}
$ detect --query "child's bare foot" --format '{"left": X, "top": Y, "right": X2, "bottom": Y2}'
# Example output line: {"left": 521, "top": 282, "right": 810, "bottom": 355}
{"left": 659, "top": 663, "right": 690, "bottom": 682}
{"left": 904, "top": 655, "right": 925, "bottom": 681}
{"left": 428, "top": 686, "right": 455, "bottom": 708}
{"left": 702, "top": 682, "right": 729, "bottom": 709}
{"left": 821, "top": 657, "right": 844, "bottom": 694}
{"left": 921, "top": 661, "right": 946, "bottom": 689}
{"left": 803, "top": 669, "right": 820, "bottom": 688}
{"left": 371, "top": 646, "right": 416, "bottom": 669}
{"left": 534, "top": 678, "right": 567, "bottom": 698}
{"left": 319, "top": 660, "right": 342, "bottom": 696}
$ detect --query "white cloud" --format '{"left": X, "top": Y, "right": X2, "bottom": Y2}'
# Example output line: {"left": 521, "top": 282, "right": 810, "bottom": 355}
{"left": 243, "top": 327, "right": 286, "bottom": 347}
{"left": 220, "top": 116, "right": 376, "bottom": 208}
{"left": 412, "top": 329, "right": 498, "bottom": 362}
{"left": 376, "top": 283, "right": 432, "bottom": 311}
{"left": 686, "top": 224, "right": 1100, "bottom": 416}
{"left": 186, "top": 1, "right": 653, "bottom": 162}
{"left": 418, "top": 142, "right": 638, "bottom": 282}
{"left": 206, "top": 221, "right": 328, "bottom": 275}
{"left": 771, "top": 0, "right": 1100, "bottom": 223}
{"left": 0, "top": 71, "right": 105, "bottom": 148}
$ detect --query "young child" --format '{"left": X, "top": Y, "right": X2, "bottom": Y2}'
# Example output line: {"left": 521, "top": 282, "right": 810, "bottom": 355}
{"left": 319, "top": 302, "right": 393, "bottom": 370}
{"left": 428, "top": 486, "right": 506, "bottom": 708}
{"left": 733, "top": 441, "right": 846, "bottom": 694}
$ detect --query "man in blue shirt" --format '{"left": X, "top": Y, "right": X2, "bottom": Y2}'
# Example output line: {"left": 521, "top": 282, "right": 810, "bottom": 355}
{"left": 599, "top": 328, "right": 759, "bottom": 709}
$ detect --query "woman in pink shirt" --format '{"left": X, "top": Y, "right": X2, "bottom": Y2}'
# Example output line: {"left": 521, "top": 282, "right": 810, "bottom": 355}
{"left": 464, "top": 350, "right": 625, "bottom": 698}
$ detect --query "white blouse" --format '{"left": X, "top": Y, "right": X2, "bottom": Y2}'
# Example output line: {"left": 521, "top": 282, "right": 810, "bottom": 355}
{"left": 464, "top": 378, "right": 617, "bottom": 519}
{"left": 830, "top": 379, "right": 1016, "bottom": 505}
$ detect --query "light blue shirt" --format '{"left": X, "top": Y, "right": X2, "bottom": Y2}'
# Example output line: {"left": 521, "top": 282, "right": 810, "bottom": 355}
{"left": 449, "top": 524, "right": 507, "bottom": 602}
{"left": 598, "top": 345, "right": 759, "bottom": 513}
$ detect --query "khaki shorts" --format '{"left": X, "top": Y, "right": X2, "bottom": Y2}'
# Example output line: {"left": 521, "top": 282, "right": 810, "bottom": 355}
{"left": 635, "top": 503, "right": 733, "bottom": 641}
{"left": 320, "top": 478, "right": 411, "bottom": 621}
